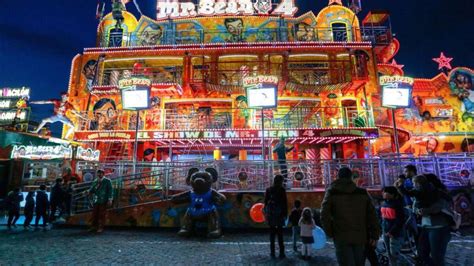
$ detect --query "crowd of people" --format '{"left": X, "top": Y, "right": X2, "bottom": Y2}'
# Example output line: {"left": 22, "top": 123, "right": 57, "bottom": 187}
{"left": 4, "top": 164, "right": 459, "bottom": 265}
{"left": 264, "top": 165, "right": 458, "bottom": 265}
{"left": 4, "top": 176, "right": 76, "bottom": 231}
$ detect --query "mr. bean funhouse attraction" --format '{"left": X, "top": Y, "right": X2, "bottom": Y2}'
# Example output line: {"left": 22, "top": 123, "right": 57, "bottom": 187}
{"left": 5, "top": 0, "right": 474, "bottom": 229}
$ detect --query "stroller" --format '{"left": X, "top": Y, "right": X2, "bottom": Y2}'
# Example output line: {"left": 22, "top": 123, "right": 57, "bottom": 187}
{"left": 376, "top": 207, "right": 419, "bottom": 265}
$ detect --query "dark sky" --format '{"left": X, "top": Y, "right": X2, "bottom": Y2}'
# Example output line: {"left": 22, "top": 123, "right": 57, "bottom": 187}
{"left": 0, "top": 0, "right": 472, "bottom": 127}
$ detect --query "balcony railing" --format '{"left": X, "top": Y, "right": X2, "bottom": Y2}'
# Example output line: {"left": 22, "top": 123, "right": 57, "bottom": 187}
{"left": 95, "top": 58, "right": 365, "bottom": 88}
{"left": 74, "top": 106, "right": 374, "bottom": 132}
{"left": 99, "top": 26, "right": 392, "bottom": 48}
{"left": 98, "top": 67, "right": 183, "bottom": 86}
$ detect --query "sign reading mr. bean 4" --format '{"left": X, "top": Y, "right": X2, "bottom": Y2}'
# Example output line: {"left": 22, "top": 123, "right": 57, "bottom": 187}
{"left": 157, "top": 0, "right": 298, "bottom": 19}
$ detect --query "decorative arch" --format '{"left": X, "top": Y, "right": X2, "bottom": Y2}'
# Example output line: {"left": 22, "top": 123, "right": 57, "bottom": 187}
{"left": 316, "top": 5, "right": 361, "bottom": 42}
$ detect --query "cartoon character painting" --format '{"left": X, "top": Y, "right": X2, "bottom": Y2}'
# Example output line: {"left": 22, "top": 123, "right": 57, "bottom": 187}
{"left": 224, "top": 18, "right": 244, "bottom": 43}
{"left": 449, "top": 68, "right": 474, "bottom": 122}
{"left": 136, "top": 23, "right": 163, "bottom": 46}
{"left": 89, "top": 98, "right": 118, "bottom": 130}
{"left": 30, "top": 93, "right": 78, "bottom": 139}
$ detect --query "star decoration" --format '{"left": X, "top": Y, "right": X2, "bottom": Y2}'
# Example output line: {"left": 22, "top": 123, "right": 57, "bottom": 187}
{"left": 329, "top": 0, "right": 343, "bottom": 5}
{"left": 390, "top": 59, "right": 404, "bottom": 69}
{"left": 432, "top": 52, "right": 453, "bottom": 70}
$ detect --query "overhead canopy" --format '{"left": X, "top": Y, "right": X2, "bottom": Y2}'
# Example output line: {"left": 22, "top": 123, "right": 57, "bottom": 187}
{"left": 362, "top": 10, "right": 390, "bottom": 25}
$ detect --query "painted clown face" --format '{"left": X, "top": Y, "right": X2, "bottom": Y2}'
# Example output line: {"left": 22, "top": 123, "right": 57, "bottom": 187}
{"left": 254, "top": 0, "right": 272, "bottom": 14}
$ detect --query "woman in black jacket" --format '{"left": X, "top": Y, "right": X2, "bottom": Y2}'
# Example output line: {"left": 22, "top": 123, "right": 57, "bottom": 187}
{"left": 264, "top": 175, "right": 288, "bottom": 259}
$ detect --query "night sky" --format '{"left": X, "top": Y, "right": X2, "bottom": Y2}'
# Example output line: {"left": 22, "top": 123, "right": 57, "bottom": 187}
{"left": 0, "top": 0, "right": 472, "bottom": 133}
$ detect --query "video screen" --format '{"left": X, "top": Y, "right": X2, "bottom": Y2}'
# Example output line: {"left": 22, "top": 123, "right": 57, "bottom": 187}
{"left": 382, "top": 85, "right": 412, "bottom": 108}
{"left": 121, "top": 87, "right": 150, "bottom": 110}
{"left": 247, "top": 85, "right": 277, "bottom": 108}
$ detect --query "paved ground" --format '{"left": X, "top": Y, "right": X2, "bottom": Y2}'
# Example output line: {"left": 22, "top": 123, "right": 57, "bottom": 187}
{"left": 1, "top": 225, "right": 474, "bottom": 265}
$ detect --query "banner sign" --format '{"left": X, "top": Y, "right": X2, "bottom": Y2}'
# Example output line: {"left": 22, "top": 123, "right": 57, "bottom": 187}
{"left": 157, "top": 0, "right": 298, "bottom": 19}
{"left": 11, "top": 145, "right": 73, "bottom": 160}
{"left": 75, "top": 128, "right": 379, "bottom": 141}
{"left": 76, "top": 147, "right": 101, "bottom": 161}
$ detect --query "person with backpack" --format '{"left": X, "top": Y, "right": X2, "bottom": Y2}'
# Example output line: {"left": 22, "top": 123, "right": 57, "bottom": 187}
{"left": 23, "top": 191, "right": 35, "bottom": 230}
{"left": 321, "top": 167, "right": 381, "bottom": 266}
{"left": 264, "top": 175, "right": 288, "bottom": 259}
{"left": 289, "top": 199, "right": 302, "bottom": 252}
{"left": 34, "top": 185, "right": 50, "bottom": 230}
{"left": 381, "top": 186, "right": 405, "bottom": 266}
{"left": 6, "top": 188, "right": 23, "bottom": 230}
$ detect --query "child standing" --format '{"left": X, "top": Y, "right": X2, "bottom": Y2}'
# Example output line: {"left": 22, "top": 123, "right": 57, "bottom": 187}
{"left": 381, "top": 186, "right": 405, "bottom": 266}
{"left": 299, "top": 207, "right": 316, "bottom": 260}
{"left": 23, "top": 191, "right": 35, "bottom": 229}
{"left": 288, "top": 200, "right": 302, "bottom": 252}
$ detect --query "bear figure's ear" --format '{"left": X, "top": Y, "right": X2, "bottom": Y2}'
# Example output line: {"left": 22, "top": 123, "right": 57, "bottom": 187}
{"left": 186, "top": 168, "right": 200, "bottom": 185}
{"left": 205, "top": 168, "right": 218, "bottom": 183}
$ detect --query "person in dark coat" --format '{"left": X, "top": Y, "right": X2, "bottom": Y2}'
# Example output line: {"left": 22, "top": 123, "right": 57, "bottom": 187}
{"left": 50, "top": 178, "right": 64, "bottom": 221}
{"left": 321, "top": 167, "right": 381, "bottom": 266}
{"left": 34, "top": 185, "right": 50, "bottom": 230}
{"left": 272, "top": 137, "right": 294, "bottom": 187}
{"left": 264, "top": 175, "right": 288, "bottom": 259}
{"left": 6, "top": 188, "right": 23, "bottom": 230}
{"left": 381, "top": 186, "right": 405, "bottom": 265}
{"left": 23, "top": 191, "right": 35, "bottom": 229}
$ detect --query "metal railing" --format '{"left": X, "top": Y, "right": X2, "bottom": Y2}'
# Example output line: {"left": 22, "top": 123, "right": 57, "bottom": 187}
{"left": 99, "top": 67, "right": 183, "bottom": 86}
{"left": 96, "top": 58, "right": 366, "bottom": 88}
{"left": 74, "top": 106, "right": 374, "bottom": 131}
{"left": 98, "top": 26, "right": 392, "bottom": 48}
{"left": 70, "top": 153, "right": 474, "bottom": 214}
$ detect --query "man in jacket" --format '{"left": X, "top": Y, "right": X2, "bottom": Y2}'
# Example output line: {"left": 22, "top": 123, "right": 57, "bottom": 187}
{"left": 321, "top": 167, "right": 381, "bottom": 266}
{"left": 35, "top": 185, "right": 50, "bottom": 230}
{"left": 88, "top": 169, "right": 113, "bottom": 233}
{"left": 50, "top": 178, "right": 65, "bottom": 222}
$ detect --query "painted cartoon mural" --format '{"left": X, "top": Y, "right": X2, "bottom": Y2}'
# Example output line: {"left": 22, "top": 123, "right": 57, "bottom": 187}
{"left": 373, "top": 68, "right": 474, "bottom": 155}
{"left": 449, "top": 68, "right": 474, "bottom": 122}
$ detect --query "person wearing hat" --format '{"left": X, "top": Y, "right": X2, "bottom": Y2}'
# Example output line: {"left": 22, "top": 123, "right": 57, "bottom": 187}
{"left": 272, "top": 137, "right": 294, "bottom": 187}
{"left": 88, "top": 169, "right": 113, "bottom": 233}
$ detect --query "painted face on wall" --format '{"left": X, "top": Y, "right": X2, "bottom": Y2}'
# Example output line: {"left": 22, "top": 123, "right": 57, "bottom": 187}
{"left": 254, "top": 0, "right": 272, "bottom": 14}
{"left": 225, "top": 18, "right": 244, "bottom": 42}
{"left": 83, "top": 60, "right": 98, "bottom": 80}
{"left": 296, "top": 23, "right": 315, "bottom": 42}
{"left": 138, "top": 25, "right": 163, "bottom": 46}
{"left": 91, "top": 99, "right": 117, "bottom": 130}
{"left": 426, "top": 137, "right": 438, "bottom": 153}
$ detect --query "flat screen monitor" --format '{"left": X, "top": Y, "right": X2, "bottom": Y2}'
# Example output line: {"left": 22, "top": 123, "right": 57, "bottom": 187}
{"left": 246, "top": 84, "right": 277, "bottom": 108}
{"left": 382, "top": 84, "right": 412, "bottom": 108}
{"left": 121, "top": 86, "right": 150, "bottom": 110}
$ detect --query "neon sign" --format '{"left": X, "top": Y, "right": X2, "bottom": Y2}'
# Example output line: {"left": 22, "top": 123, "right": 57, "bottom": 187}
{"left": 11, "top": 145, "right": 73, "bottom": 160}
{"left": 243, "top": 75, "right": 279, "bottom": 86}
{"left": 0, "top": 100, "right": 11, "bottom": 109}
{"left": 0, "top": 110, "right": 27, "bottom": 121}
{"left": 156, "top": 0, "right": 298, "bottom": 19}
{"left": 76, "top": 147, "right": 101, "bottom": 161}
{"left": 75, "top": 128, "right": 379, "bottom": 141}
{"left": 379, "top": 75, "right": 414, "bottom": 86}
{"left": 118, "top": 77, "right": 152, "bottom": 88}
{"left": 0, "top": 87, "right": 30, "bottom": 98}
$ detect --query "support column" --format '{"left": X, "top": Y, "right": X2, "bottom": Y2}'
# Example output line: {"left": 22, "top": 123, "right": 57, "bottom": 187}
{"left": 239, "top": 150, "right": 248, "bottom": 161}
